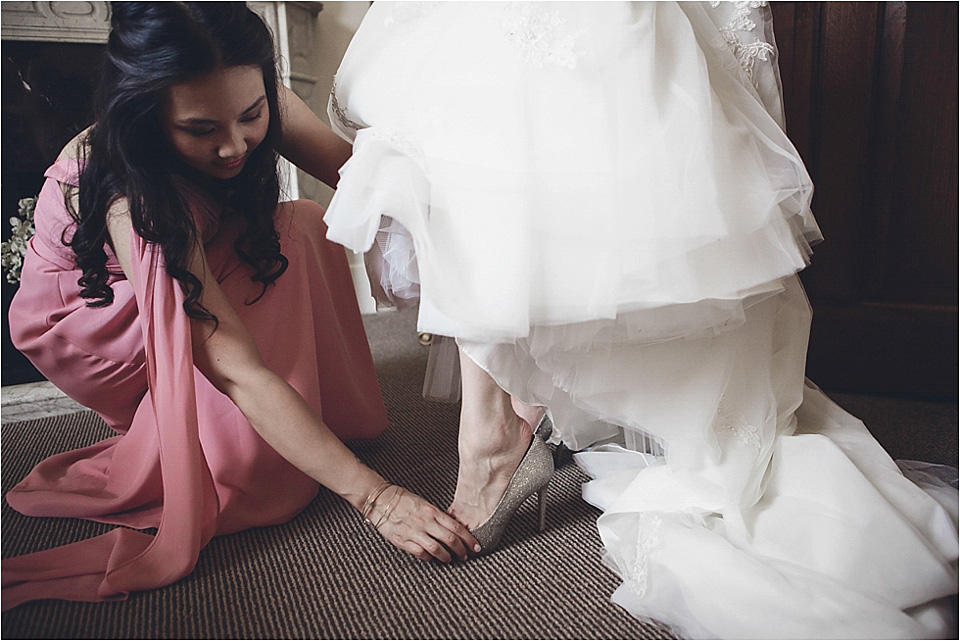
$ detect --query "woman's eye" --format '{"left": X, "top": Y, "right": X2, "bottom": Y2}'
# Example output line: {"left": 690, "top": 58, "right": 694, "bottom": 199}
{"left": 187, "top": 128, "right": 216, "bottom": 137}
{"left": 241, "top": 110, "right": 263, "bottom": 123}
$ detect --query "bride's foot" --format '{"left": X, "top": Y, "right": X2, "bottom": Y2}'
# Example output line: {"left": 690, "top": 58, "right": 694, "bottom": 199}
{"left": 511, "top": 397, "right": 545, "bottom": 434}
{"left": 448, "top": 416, "right": 533, "bottom": 530}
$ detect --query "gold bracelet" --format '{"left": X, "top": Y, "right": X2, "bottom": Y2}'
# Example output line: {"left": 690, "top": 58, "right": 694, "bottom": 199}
{"left": 362, "top": 481, "right": 391, "bottom": 520}
{"left": 374, "top": 485, "right": 403, "bottom": 529}
{"left": 361, "top": 481, "right": 391, "bottom": 525}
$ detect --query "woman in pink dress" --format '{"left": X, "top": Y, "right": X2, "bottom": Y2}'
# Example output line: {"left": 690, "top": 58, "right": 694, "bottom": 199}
{"left": 2, "top": 2, "right": 477, "bottom": 609}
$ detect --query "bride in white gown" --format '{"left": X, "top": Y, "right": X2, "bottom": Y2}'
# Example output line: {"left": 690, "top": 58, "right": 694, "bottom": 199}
{"left": 323, "top": 2, "right": 958, "bottom": 638}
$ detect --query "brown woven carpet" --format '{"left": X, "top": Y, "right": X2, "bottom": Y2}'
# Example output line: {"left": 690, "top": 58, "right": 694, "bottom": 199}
{"left": 2, "top": 307, "right": 956, "bottom": 639}
{"left": 1, "top": 309, "right": 674, "bottom": 639}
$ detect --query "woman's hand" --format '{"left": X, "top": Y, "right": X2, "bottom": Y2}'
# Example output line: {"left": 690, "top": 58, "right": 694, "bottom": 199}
{"left": 365, "top": 485, "right": 480, "bottom": 562}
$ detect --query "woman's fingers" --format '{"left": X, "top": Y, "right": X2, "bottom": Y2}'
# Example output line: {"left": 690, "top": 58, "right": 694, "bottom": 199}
{"left": 395, "top": 495, "right": 458, "bottom": 562}
{"left": 421, "top": 520, "right": 466, "bottom": 561}
{"left": 415, "top": 498, "right": 483, "bottom": 561}
{"left": 410, "top": 531, "right": 453, "bottom": 563}
{"left": 424, "top": 514, "right": 478, "bottom": 561}
{"left": 396, "top": 539, "right": 434, "bottom": 563}
{"left": 375, "top": 487, "right": 481, "bottom": 562}
{"left": 433, "top": 511, "right": 481, "bottom": 556}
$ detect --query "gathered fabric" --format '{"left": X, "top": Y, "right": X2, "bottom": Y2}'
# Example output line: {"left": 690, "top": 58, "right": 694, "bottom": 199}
{"left": 324, "top": 2, "right": 959, "bottom": 637}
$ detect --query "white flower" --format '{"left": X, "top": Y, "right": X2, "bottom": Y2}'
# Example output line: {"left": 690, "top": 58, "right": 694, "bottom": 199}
{"left": 18, "top": 197, "right": 37, "bottom": 219}
{"left": 1, "top": 196, "right": 38, "bottom": 284}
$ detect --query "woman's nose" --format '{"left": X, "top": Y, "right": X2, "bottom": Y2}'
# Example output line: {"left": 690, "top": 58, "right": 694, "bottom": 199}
{"left": 217, "top": 129, "right": 246, "bottom": 159}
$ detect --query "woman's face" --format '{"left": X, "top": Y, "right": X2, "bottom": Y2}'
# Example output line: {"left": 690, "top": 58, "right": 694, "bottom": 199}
{"left": 161, "top": 65, "right": 270, "bottom": 180}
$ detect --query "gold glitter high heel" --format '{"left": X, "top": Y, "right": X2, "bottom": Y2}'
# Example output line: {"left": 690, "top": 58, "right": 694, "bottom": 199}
{"left": 530, "top": 413, "right": 569, "bottom": 467}
{"left": 470, "top": 429, "right": 554, "bottom": 555}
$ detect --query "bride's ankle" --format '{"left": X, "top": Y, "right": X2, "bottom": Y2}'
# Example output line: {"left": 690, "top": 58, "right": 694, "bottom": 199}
{"left": 458, "top": 415, "right": 532, "bottom": 460}
{"left": 450, "top": 415, "right": 533, "bottom": 523}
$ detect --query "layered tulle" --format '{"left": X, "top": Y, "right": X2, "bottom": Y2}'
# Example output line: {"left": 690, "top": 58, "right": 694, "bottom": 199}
{"left": 324, "top": 2, "right": 958, "bottom": 637}
{"left": 325, "top": 1, "right": 821, "bottom": 344}
{"left": 565, "top": 277, "right": 959, "bottom": 638}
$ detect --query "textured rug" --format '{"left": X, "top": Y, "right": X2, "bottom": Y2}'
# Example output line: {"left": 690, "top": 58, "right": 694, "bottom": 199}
{"left": 0, "top": 310, "right": 673, "bottom": 639}
{"left": 2, "top": 308, "right": 956, "bottom": 638}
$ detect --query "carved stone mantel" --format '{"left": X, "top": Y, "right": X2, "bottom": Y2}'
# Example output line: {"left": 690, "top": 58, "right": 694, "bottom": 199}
{"left": 0, "top": 2, "right": 111, "bottom": 43}
{"left": 1, "top": 1, "right": 325, "bottom": 198}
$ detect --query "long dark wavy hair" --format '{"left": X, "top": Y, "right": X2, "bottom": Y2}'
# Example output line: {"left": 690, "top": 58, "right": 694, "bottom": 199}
{"left": 70, "top": 1, "right": 287, "bottom": 323}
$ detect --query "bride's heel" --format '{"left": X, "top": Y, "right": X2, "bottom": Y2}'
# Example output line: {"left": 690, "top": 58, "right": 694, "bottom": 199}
{"left": 470, "top": 433, "right": 554, "bottom": 555}
{"left": 536, "top": 484, "right": 549, "bottom": 533}
{"left": 531, "top": 413, "right": 569, "bottom": 468}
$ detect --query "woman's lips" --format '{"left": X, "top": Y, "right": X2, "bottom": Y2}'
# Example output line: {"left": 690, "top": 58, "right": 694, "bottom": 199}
{"left": 219, "top": 157, "right": 245, "bottom": 170}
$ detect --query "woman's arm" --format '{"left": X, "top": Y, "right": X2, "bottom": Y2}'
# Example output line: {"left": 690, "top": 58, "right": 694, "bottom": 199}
{"left": 105, "top": 204, "right": 478, "bottom": 562}
{"left": 277, "top": 85, "right": 352, "bottom": 189}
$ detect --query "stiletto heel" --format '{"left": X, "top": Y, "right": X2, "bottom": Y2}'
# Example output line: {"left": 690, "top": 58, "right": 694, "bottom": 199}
{"left": 470, "top": 432, "right": 554, "bottom": 555}
{"left": 536, "top": 484, "right": 548, "bottom": 533}
{"left": 554, "top": 442, "right": 569, "bottom": 467}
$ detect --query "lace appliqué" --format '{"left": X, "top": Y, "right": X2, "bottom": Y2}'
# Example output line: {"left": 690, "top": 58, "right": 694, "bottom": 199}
{"left": 629, "top": 515, "right": 662, "bottom": 599}
{"left": 365, "top": 127, "right": 430, "bottom": 170}
{"left": 368, "top": 127, "right": 414, "bottom": 151}
{"left": 502, "top": 3, "right": 581, "bottom": 70}
{"left": 714, "top": 394, "right": 761, "bottom": 452}
{"left": 330, "top": 76, "right": 363, "bottom": 132}
{"left": 710, "top": 1, "right": 775, "bottom": 88}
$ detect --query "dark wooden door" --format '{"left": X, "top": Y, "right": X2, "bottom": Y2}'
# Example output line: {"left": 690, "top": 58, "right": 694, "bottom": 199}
{"left": 772, "top": 1, "right": 958, "bottom": 400}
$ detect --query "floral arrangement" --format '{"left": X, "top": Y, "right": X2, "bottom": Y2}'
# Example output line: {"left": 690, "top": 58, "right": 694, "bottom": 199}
{"left": 1, "top": 197, "right": 37, "bottom": 285}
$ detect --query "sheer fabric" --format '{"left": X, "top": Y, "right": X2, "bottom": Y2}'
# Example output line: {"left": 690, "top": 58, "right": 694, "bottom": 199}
{"left": 324, "top": 2, "right": 958, "bottom": 637}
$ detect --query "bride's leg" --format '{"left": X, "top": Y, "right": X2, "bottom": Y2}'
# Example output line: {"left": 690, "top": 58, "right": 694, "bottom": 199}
{"left": 448, "top": 348, "right": 533, "bottom": 529}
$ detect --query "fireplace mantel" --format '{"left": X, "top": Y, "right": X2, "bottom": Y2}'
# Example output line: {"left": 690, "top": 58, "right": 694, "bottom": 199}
{"left": 0, "top": 2, "right": 111, "bottom": 43}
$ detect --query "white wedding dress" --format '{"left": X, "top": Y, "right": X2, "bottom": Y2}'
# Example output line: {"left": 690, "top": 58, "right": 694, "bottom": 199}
{"left": 324, "top": 2, "right": 959, "bottom": 638}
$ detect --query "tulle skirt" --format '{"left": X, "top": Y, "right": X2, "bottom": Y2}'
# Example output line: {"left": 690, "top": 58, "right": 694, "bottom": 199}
{"left": 324, "top": 2, "right": 958, "bottom": 637}
{"left": 325, "top": 1, "right": 820, "bottom": 346}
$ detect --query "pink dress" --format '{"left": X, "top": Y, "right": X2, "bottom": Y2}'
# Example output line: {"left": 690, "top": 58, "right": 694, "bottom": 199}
{"left": 2, "top": 158, "right": 388, "bottom": 607}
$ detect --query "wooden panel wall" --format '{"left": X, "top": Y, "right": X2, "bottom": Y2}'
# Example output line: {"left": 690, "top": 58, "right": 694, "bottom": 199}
{"left": 772, "top": 1, "right": 958, "bottom": 400}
